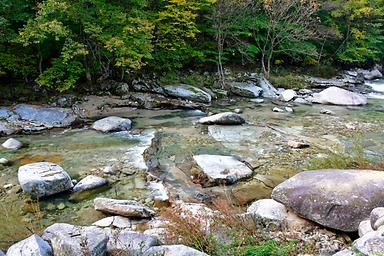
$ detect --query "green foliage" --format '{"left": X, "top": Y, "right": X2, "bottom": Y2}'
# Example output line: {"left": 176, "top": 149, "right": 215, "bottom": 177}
{"left": 152, "top": 0, "right": 213, "bottom": 71}
{"left": 269, "top": 73, "right": 308, "bottom": 89}
{"left": 325, "top": 0, "right": 384, "bottom": 64}
{"left": 19, "top": 0, "right": 153, "bottom": 90}
{"left": 235, "top": 240, "right": 298, "bottom": 256}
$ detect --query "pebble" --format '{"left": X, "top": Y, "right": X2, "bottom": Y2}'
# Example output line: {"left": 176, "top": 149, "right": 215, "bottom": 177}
{"left": 0, "top": 158, "right": 9, "bottom": 165}
{"left": 57, "top": 203, "right": 66, "bottom": 210}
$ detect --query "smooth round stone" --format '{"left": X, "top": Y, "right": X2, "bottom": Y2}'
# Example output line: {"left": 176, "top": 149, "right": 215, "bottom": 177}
{"left": 2, "top": 138, "right": 23, "bottom": 150}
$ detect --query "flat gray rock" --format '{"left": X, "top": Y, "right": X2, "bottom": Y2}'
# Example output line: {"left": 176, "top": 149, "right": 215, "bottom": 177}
{"left": 272, "top": 169, "right": 384, "bottom": 231}
{"left": 91, "top": 116, "right": 132, "bottom": 133}
{"left": 230, "top": 82, "right": 263, "bottom": 98}
{"left": 312, "top": 87, "right": 367, "bottom": 106}
{"left": 1, "top": 138, "right": 22, "bottom": 150}
{"left": 198, "top": 112, "right": 245, "bottom": 125}
{"left": 193, "top": 155, "right": 253, "bottom": 186}
{"left": 144, "top": 245, "right": 209, "bottom": 256}
{"left": 14, "top": 104, "right": 77, "bottom": 128}
{"left": 18, "top": 162, "right": 73, "bottom": 198}
{"left": 163, "top": 84, "right": 211, "bottom": 103}
{"left": 6, "top": 234, "right": 52, "bottom": 256}
{"left": 94, "top": 198, "right": 155, "bottom": 218}
{"left": 72, "top": 175, "right": 108, "bottom": 193}
{"left": 42, "top": 223, "right": 108, "bottom": 256}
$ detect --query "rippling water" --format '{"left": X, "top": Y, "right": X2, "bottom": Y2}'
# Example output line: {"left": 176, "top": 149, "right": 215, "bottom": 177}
{"left": 366, "top": 79, "right": 384, "bottom": 98}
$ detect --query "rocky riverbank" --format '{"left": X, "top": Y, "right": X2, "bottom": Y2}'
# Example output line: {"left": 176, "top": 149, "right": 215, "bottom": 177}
{"left": 1, "top": 68, "right": 384, "bottom": 255}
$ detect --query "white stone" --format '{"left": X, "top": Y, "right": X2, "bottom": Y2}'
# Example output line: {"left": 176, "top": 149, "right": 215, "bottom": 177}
{"left": 72, "top": 175, "right": 108, "bottom": 193}
{"left": 2, "top": 138, "right": 23, "bottom": 150}
{"left": 91, "top": 116, "right": 132, "bottom": 133}
{"left": 193, "top": 155, "right": 253, "bottom": 185}
{"left": 312, "top": 87, "right": 367, "bottom": 106}
{"left": 18, "top": 162, "right": 73, "bottom": 198}
{"left": 279, "top": 89, "right": 297, "bottom": 102}
{"left": 198, "top": 112, "right": 245, "bottom": 125}
{"left": 358, "top": 219, "right": 373, "bottom": 237}
{"left": 6, "top": 234, "right": 52, "bottom": 256}
{"left": 0, "top": 158, "right": 9, "bottom": 165}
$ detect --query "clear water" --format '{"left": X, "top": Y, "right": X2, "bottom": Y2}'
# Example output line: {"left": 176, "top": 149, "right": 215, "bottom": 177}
{"left": 1, "top": 97, "right": 384, "bottom": 249}
{"left": 366, "top": 79, "right": 384, "bottom": 99}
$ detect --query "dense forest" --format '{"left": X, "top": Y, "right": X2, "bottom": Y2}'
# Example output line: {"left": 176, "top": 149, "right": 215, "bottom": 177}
{"left": 0, "top": 0, "right": 383, "bottom": 92}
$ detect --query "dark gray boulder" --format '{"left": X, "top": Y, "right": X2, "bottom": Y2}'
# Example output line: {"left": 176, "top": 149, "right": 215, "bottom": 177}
{"left": 272, "top": 169, "right": 384, "bottom": 232}
{"left": 13, "top": 104, "right": 77, "bottom": 128}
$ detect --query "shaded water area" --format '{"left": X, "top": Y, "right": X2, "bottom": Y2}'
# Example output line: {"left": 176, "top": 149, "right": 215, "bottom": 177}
{"left": 1, "top": 97, "right": 384, "bottom": 249}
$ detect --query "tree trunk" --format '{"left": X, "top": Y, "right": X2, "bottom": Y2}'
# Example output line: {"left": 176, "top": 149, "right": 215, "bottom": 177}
{"left": 84, "top": 56, "right": 92, "bottom": 87}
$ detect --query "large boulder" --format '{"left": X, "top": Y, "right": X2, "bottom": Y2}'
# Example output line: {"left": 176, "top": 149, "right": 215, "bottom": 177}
{"left": 193, "top": 155, "right": 253, "bottom": 186}
{"left": 1, "top": 138, "right": 23, "bottom": 150}
{"left": 42, "top": 223, "right": 108, "bottom": 256}
{"left": 13, "top": 104, "right": 77, "bottom": 128}
{"left": 272, "top": 169, "right": 384, "bottom": 232}
{"left": 312, "top": 87, "right": 367, "bottom": 106}
{"left": 91, "top": 116, "right": 132, "bottom": 133}
{"left": 229, "top": 82, "right": 263, "bottom": 98}
{"left": 144, "top": 245, "right": 209, "bottom": 256}
{"left": 162, "top": 84, "right": 211, "bottom": 103}
{"left": 6, "top": 234, "right": 52, "bottom": 256}
{"left": 198, "top": 112, "right": 245, "bottom": 125}
{"left": 18, "top": 162, "right": 73, "bottom": 198}
{"left": 94, "top": 198, "right": 155, "bottom": 218}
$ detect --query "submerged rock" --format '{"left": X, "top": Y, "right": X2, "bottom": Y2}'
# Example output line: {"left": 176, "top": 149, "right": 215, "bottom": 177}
{"left": 6, "top": 234, "right": 52, "bottom": 256}
{"left": 1, "top": 138, "right": 22, "bottom": 150}
{"left": 0, "top": 158, "right": 9, "bottom": 165}
{"left": 312, "top": 87, "right": 367, "bottom": 106}
{"left": 162, "top": 84, "right": 211, "bottom": 103}
{"left": 42, "top": 223, "right": 108, "bottom": 256}
{"left": 144, "top": 245, "right": 209, "bottom": 256}
{"left": 229, "top": 82, "right": 263, "bottom": 98}
{"left": 18, "top": 162, "right": 73, "bottom": 198}
{"left": 272, "top": 169, "right": 384, "bottom": 231}
{"left": 198, "top": 112, "right": 245, "bottom": 125}
{"left": 193, "top": 155, "right": 253, "bottom": 186}
{"left": 94, "top": 198, "right": 155, "bottom": 218}
{"left": 91, "top": 116, "right": 132, "bottom": 133}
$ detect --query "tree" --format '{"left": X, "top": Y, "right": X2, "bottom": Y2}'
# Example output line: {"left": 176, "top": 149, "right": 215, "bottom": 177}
{"left": 19, "top": 0, "right": 153, "bottom": 91}
{"left": 152, "top": 0, "right": 213, "bottom": 71}
{"left": 330, "top": 0, "right": 384, "bottom": 64}
{"left": 251, "top": 0, "right": 320, "bottom": 78}
{"left": 0, "top": 0, "right": 37, "bottom": 80}
{"left": 211, "top": 0, "right": 258, "bottom": 86}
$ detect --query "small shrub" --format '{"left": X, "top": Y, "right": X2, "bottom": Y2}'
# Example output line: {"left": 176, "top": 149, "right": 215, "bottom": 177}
{"left": 305, "top": 140, "right": 384, "bottom": 171}
{"left": 235, "top": 240, "right": 298, "bottom": 256}
{"left": 269, "top": 74, "right": 308, "bottom": 89}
